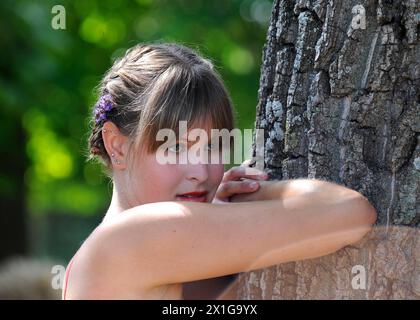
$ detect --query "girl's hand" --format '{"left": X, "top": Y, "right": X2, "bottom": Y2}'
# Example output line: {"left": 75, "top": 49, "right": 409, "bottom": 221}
{"left": 212, "top": 160, "right": 268, "bottom": 204}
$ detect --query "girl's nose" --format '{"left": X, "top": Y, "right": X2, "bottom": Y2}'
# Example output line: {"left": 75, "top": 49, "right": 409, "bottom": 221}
{"left": 186, "top": 164, "right": 209, "bottom": 183}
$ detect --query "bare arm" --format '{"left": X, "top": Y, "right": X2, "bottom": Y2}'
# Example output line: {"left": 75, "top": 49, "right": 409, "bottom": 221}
{"left": 230, "top": 178, "right": 355, "bottom": 202}
{"left": 84, "top": 179, "right": 377, "bottom": 291}
{"left": 184, "top": 178, "right": 331, "bottom": 299}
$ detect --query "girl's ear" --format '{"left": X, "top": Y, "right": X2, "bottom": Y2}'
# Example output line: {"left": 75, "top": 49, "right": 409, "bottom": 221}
{"left": 102, "top": 121, "right": 128, "bottom": 169}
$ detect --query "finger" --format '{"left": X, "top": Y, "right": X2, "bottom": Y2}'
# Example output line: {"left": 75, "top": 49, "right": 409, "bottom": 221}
{"left": 216, "top": 180, "right": 260, "bottom": 199}
{"left": 223, "top": 166, "right": 268, "bottom": 182}
{"left": 223, "top": 167, "right": 267, "bottom": 182}
{"left": 239, "top": 159, "right": 269, "bottom": 180}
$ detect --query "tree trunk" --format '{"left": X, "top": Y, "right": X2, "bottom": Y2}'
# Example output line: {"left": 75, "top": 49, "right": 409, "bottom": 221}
{"left": 236, "top": 0, "right": 419, "bottom": 299}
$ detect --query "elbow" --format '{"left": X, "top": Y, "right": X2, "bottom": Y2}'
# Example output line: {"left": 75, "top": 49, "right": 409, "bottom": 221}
{"left": 345, "top": 195, "right": 378, "bottom": 245}
{"left": 358, "top": 195, "right": 378, "bottom": 226}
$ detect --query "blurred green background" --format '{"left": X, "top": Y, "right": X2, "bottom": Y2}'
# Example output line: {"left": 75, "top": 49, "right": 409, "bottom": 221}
{"left": 0, "top": 0, "right": 270, "bottom": 266}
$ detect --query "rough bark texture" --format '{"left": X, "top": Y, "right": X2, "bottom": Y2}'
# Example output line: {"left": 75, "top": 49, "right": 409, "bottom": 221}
{"left": 236, "top": 0, "right": 419, "bottom": 299}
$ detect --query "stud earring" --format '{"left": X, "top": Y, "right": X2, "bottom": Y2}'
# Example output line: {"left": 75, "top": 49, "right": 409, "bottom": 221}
{"left": 111, "top": 153, "right": 121, "bottom": 165}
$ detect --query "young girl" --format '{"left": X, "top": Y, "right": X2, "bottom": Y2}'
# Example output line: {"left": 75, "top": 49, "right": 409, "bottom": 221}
{"left": 62, "top": 43, "right": 377, "bottom": 300}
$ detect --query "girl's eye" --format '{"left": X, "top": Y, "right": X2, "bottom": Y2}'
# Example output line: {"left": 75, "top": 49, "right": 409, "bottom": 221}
{"left": 169, "top": 143, "right": 187, "bottom": 153}
{"left": 205, "top": 141, "right": 223, "bottom": 152}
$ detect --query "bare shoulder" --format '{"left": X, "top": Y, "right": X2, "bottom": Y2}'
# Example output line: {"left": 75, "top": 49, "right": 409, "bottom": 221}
{"left": 64, "top": 221, "right": 161, "bottom": 299}
{"left": 64, "top": 203, "right": 190, "bottom": 299}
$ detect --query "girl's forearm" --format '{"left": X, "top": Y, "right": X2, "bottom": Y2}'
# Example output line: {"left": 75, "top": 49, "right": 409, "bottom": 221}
{"left": 230, "top": 178, "right": 361, "bottom": 203}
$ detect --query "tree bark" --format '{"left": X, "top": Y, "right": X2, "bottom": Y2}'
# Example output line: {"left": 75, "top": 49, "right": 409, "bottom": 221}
{"left": 236, "top": 0, "right": 419, "bottom": 299}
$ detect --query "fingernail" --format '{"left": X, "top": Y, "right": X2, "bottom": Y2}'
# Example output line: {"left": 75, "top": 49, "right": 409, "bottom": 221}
{"left": 249, "top": 181, "right": 258, "bottom": 188}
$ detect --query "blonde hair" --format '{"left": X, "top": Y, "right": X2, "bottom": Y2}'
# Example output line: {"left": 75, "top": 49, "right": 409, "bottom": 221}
{"left": 86, "top": 42, "right": 236, "bottom": 178}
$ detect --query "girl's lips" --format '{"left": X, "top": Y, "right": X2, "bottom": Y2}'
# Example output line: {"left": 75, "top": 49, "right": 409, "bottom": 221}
{"left": 176, "top": 192, "right": 208, "bottom": 203}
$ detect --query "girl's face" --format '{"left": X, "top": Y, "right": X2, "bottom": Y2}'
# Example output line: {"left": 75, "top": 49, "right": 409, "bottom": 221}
{"left": 125, "top": 124, "right": 225, "bottom": 206}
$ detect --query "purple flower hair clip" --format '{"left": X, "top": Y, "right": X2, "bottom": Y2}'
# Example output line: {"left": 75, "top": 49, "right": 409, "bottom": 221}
{"left": 93, "top": 93, "right": 114, "bottom": 124}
